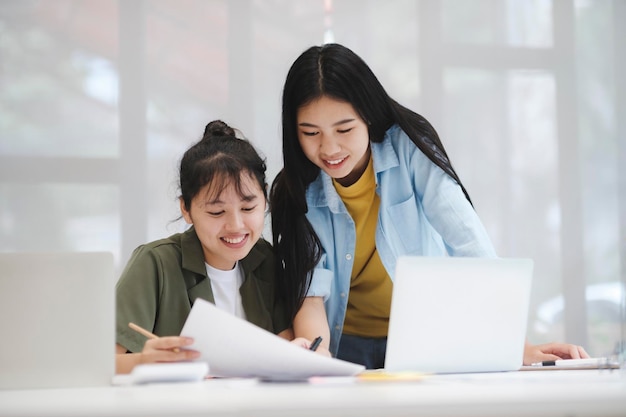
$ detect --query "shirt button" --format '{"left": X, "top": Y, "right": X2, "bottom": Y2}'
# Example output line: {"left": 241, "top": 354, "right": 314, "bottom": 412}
{"left": 335, "top": 325, "right": 340, "bottom": 330}
{"left": 346, "top": 254, "right": 352, "bottom": 260}
{"left": 340, "top": 292, "right": 346, "bottom": 298}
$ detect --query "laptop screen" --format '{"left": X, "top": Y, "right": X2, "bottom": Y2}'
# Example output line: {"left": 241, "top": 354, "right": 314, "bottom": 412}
{"left": 0, "top": 252, "right": 115, "bottom": 389}
{"left": 385, "top": 256, "right": 533, "bottom": 373}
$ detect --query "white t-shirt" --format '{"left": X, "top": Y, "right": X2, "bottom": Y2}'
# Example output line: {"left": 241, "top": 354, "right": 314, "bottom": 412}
{"left": 205, "top": 262, "right": 247, "bottom": 320}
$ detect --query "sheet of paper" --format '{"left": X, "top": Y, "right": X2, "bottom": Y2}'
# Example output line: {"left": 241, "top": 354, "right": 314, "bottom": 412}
{"left": 180, "top": 298, "right": 365, "bottom": 381}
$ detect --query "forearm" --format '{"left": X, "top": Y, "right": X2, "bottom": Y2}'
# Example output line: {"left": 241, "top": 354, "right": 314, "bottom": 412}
{"left": 277, "top": 328, "right": 295, "bottom": 340}
{"left": 115, "top": 352, "right": 143, "bottom": 374}
{"left": 293, "top": 296, "right": 331, "bottom": 355}
{"left": 115, "top": 343, "right": 140, "bottom": 374}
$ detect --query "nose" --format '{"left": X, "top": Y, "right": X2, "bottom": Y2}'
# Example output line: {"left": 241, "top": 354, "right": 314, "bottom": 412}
{"left": 319, "top": 133, "right": 340, "bottom": 156}
{"left": 225, "top": 211, "right": 244, "bottom": 230}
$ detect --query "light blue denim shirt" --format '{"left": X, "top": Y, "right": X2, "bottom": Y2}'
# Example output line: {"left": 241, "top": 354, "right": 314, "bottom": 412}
{"left": 304, "top": 124, "right": 497, "bottom": 355}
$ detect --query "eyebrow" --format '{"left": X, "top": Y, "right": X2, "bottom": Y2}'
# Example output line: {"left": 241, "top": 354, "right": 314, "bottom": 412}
{"left": 298, "top": 118, "right": 356, "bottom": 128}
{"left": 205, "top": 194, "right": 258, "bottom": 205}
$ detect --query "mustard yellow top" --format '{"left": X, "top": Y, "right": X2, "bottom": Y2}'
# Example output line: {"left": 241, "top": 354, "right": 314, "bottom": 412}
{"left": 333, "top": 156, "right": 392, "bottom": 337}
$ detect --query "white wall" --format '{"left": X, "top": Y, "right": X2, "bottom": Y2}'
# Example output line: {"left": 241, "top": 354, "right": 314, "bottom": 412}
{"left": 0, "top": 0, "right": 623, "bottom": 357}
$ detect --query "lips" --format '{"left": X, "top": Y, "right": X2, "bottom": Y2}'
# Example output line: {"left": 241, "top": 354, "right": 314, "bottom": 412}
{"left": 323, "top": 156, "right": 347, "bottom": 168}
{"left": 221, "top": 235, "right": 248, "bottom": 247}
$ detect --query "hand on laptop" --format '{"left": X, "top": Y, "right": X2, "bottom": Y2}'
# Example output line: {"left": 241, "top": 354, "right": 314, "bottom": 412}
{"left": 523, "top": 341, "right": 590, "bottom": 365}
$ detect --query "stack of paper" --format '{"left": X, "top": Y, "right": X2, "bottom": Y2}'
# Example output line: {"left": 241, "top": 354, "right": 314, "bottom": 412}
{"left": 180, "top": 298, "right": 365, "bottom": 381}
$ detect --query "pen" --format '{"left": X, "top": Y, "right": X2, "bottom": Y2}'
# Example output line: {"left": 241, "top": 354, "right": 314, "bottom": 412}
{"left": 128, "top": 322, "right": 180, "bottom": 353}
{"left": 309, "top": 336, "right": 323, "bottom": 352}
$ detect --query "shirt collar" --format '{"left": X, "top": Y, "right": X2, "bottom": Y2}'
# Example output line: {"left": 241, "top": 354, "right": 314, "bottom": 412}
{"left": 180, "top": 226, "right": 207, "bottom": 275}
{"left": 371, "top": 127, "right": 400, "bottom": 173}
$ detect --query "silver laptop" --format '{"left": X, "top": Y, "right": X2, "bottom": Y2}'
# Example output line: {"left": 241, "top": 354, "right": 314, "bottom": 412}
{"left": 385, "top": 256, "right": 533, "bottom": 374}
{"left": 0, "top": 252, "right": 115, "bottom": 389}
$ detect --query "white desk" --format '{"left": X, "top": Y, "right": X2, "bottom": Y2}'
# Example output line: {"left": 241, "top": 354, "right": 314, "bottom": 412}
{"left": 1, "top": 370, "right": 625, "bottom": 417}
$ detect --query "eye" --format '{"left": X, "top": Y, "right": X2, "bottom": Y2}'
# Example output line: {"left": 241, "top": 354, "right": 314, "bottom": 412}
{"left": 337, "top": 127, "right": 353, "bottom": 134}
{"left": 242, "top": 205, "right": 257, "bottom": 212}
{"left": 206, "top": 210, "right": 224, "bottom": 216}
{"left": 301, "top": 130, "right": 318, "bottom": 137}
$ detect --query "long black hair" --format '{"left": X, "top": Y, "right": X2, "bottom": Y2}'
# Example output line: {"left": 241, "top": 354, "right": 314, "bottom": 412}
{"left": 270, "top": 43, "right": 471, "bottom": 321}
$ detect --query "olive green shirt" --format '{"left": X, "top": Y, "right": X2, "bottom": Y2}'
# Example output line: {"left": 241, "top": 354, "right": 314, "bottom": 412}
{"left": 116, "top": 227, "right": 289, "bottom": 353}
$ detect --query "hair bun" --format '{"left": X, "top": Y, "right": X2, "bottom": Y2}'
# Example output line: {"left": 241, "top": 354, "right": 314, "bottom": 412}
{"left": 203, "top": 120, "right": 235, "bottom": 138}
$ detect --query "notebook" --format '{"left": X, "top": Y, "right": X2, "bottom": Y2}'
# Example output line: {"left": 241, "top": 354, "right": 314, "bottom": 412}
{"left": 0, "top": 252, "right": 115, "bottom": 389}
{"left": 385, "top": 256, "right": 533, "bottom": 374}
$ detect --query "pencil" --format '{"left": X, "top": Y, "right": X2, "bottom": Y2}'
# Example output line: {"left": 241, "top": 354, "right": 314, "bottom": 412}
{"left": 128, "top": 322, "right": 180, "bottom": 353}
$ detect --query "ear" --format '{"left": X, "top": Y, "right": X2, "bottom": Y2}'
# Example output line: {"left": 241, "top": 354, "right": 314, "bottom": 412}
{"left": 180, "top": 198, "right": 193, "bottom": 225}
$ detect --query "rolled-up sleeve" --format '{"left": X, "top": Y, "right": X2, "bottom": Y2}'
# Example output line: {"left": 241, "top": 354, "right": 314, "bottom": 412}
{"left": 305, "top": 254, "right": 334, "bottom": 301}
{"left": 115, "top": 246, "right": 161, "bottom": 353}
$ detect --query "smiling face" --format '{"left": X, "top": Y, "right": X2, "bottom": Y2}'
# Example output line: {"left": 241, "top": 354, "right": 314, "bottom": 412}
{"left": 181, "top": 172, "right": 266, "bottom": 270}
{"left": 296, "top": 95, "right": 371, "bottom": 187}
